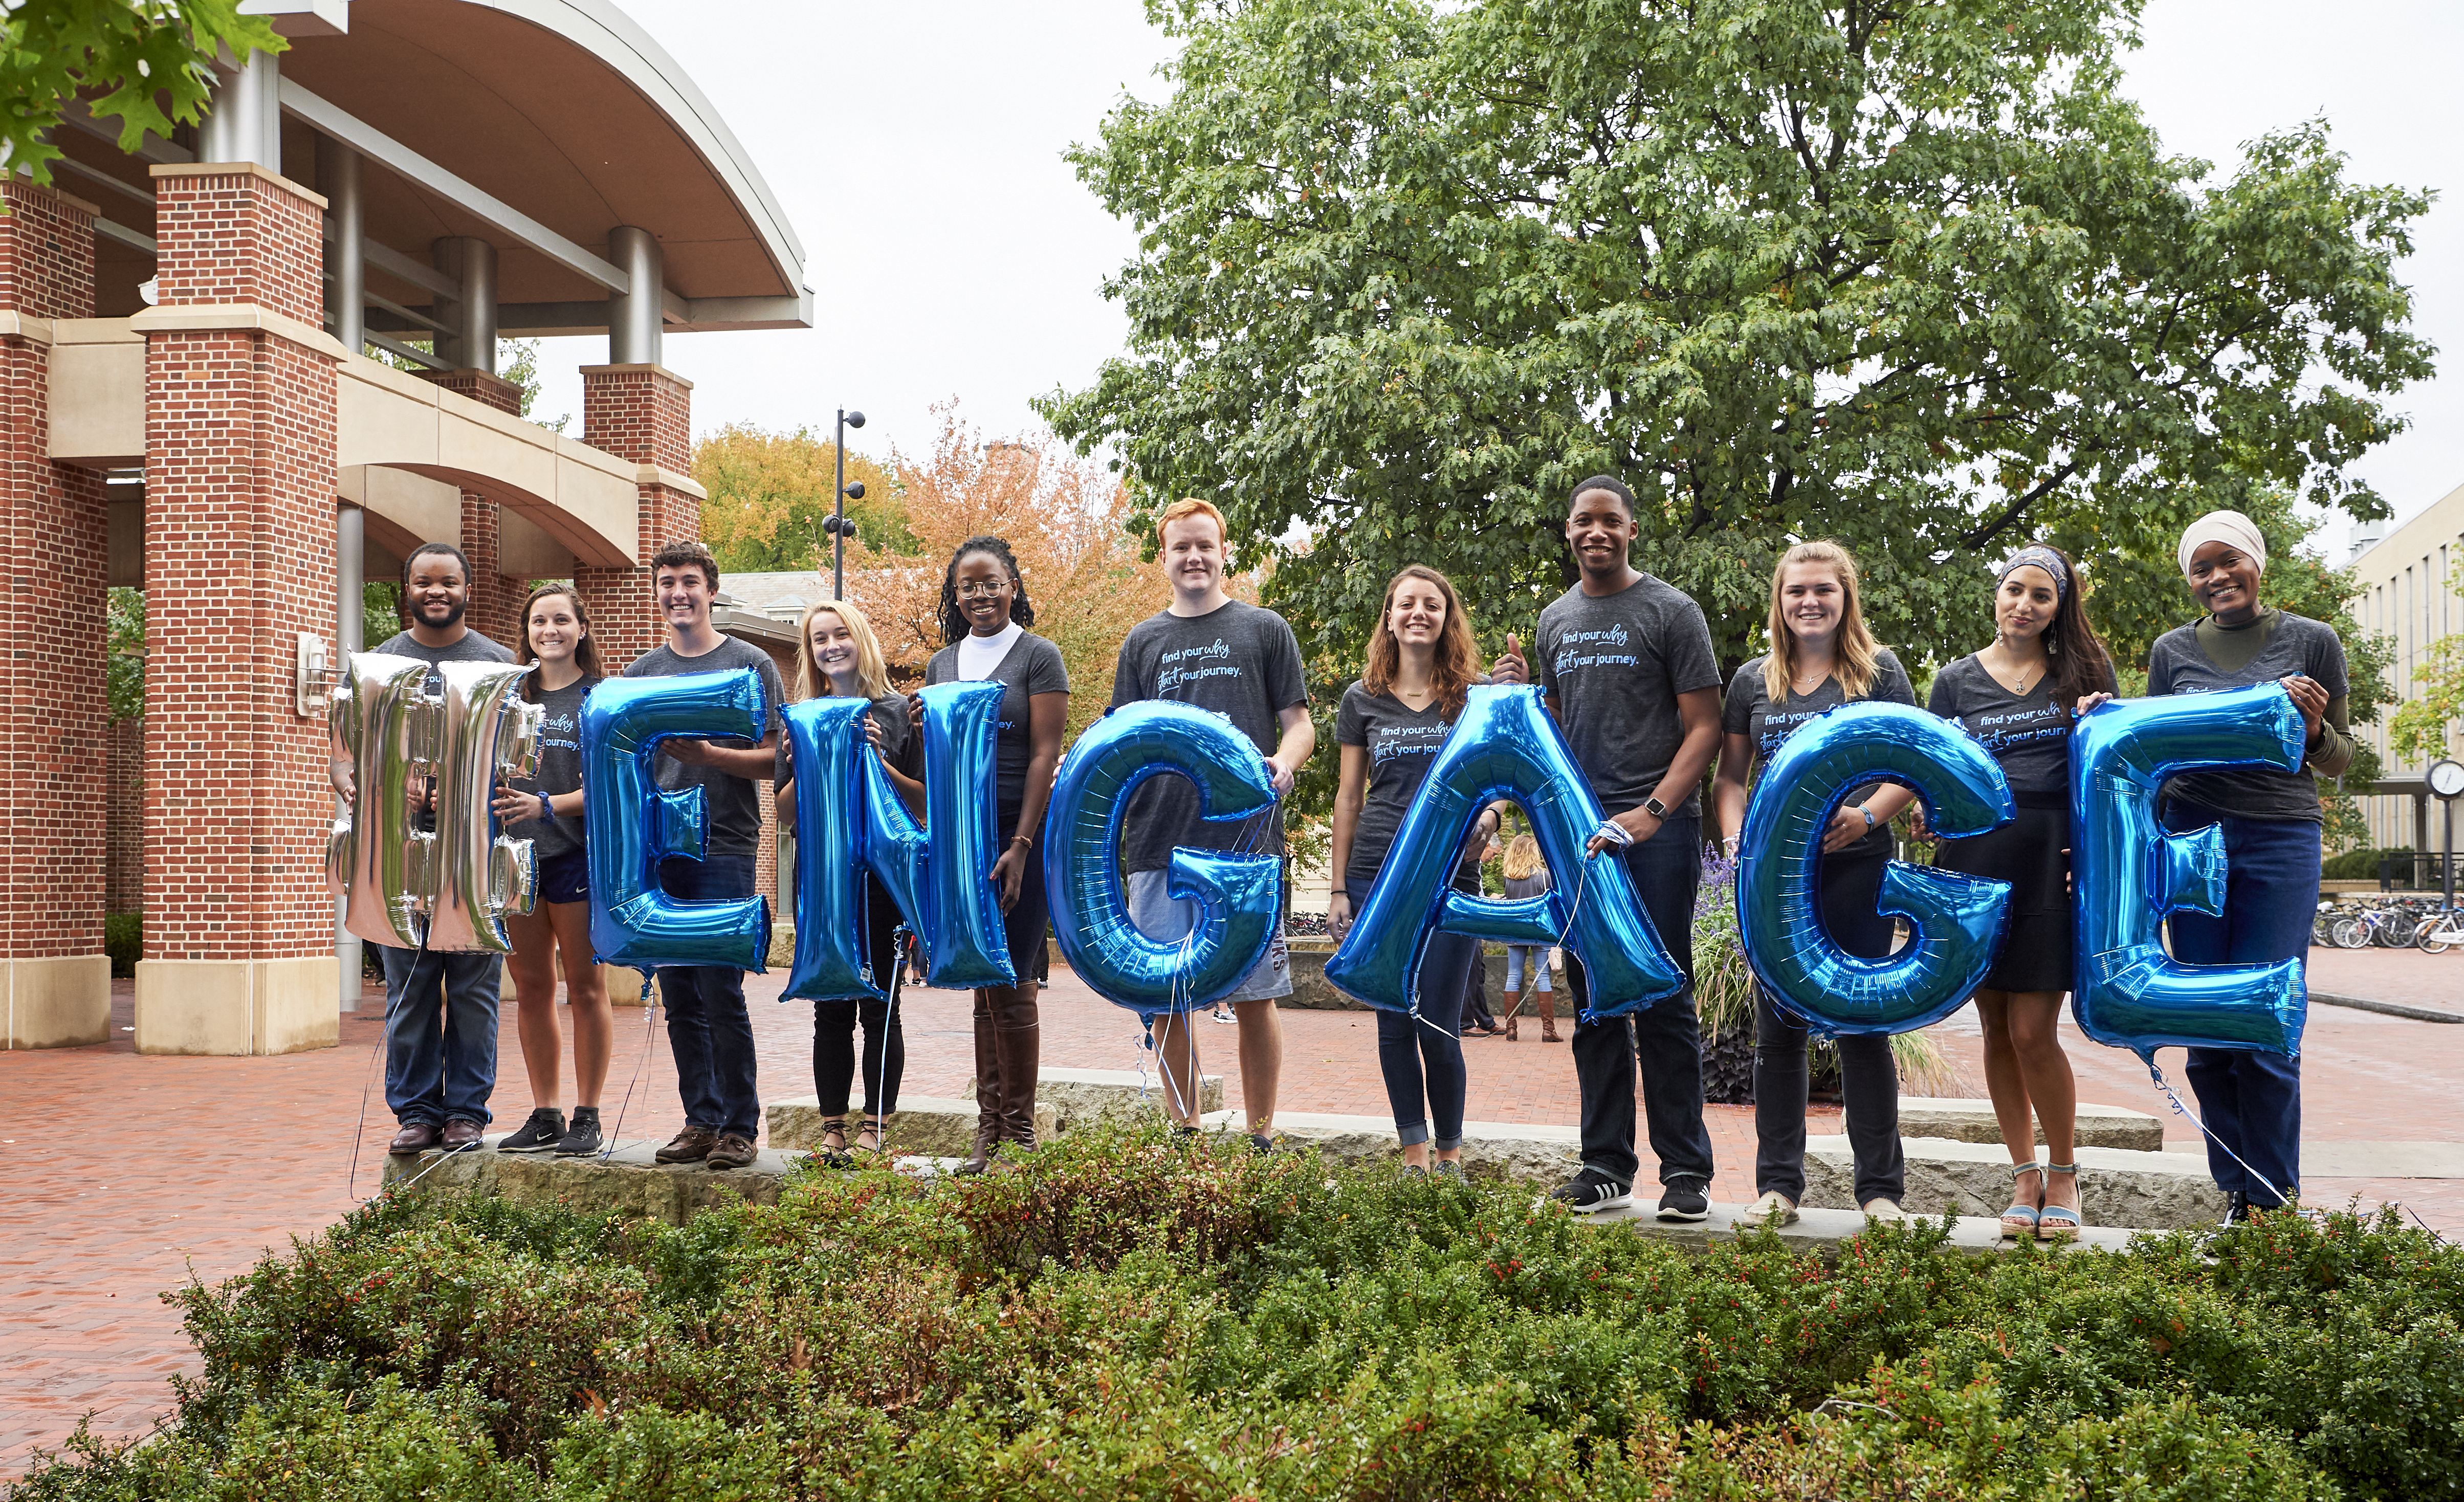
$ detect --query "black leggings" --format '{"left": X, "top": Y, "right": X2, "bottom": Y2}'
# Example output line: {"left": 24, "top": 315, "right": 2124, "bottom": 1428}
{"left": 812, "top": 880, "right": 908, "bottom": 1118}
{"left": 1752, "top": 844, "right": 1904, "bottom": 1206}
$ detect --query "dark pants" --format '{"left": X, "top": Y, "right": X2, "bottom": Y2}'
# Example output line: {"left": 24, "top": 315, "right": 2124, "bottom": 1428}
{"left": 1376, "top": 930, "right": 1478, "bottom": 1149}
{"left": 814, "top": 880, "right": 907, "bottom": 1118}
{"left": 2165, "top": 804, "right": 2316, "bottom": 1208}
{"left": 1567, "top": 815, "right": 1717, "bottom": 1191}
{"left": 379, "top": 945, "right": 503, "bottom": 1126}
{"left": 1753, "top": 845, "right": 1904, "bottom": 1206}
{"left": 657, "top": 854, "right": 762, "bottom": 1139}
{"left": 1459, "top": 948, "right": 1495, "bottom": 1031}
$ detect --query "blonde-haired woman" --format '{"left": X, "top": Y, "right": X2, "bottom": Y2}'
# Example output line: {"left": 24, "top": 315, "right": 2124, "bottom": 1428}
{"left": 1712, "top": 541, "right": 1917, "bottom": 1227}
{"left": 776, "top": 598, "right": 922, "bottom": 1165}
{"left": 1500, "top": 834, "right": 1558, "bottom": 1042}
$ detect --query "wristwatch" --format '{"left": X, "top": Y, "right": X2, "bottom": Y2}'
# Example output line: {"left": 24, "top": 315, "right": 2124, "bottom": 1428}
{"left": 1642, "top": 795, "right": 1670, "bottom": 821}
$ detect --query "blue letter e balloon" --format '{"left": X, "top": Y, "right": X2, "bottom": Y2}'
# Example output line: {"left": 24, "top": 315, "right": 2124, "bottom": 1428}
{"left": 1325, "top": 685, "right": 1684, "bottom": 1021}
{"left": 2071, "top": 684, "right": 2307, "bottom": 1060}
{"left": 1737, "top": 702, "right": 2014, "bottom": 1034}
{"left": 582, "top": 668, "right": 773, "bottom": 971}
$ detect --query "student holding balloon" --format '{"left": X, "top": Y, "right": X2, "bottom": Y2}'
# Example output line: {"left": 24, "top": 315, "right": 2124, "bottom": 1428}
{"left": 1924, "top": 545, "right": 2118, "bottom": 1239}
{"left": 777, "top": 599, "right": 922, "bottom": 1167}
{"left": 924, "top": 536, "right": 1070, "bottom": 1176}
{"left": 1713, "top": 541, "right": 1919, "bottom": 1229}
{"left": 1328, "top": 565, "right": 1509, "bottom": 1174}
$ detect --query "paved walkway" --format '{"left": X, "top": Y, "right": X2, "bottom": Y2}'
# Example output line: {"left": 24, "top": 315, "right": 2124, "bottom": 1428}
{"left": 5, "top": 947, "right": 2459, "bottom": 1475}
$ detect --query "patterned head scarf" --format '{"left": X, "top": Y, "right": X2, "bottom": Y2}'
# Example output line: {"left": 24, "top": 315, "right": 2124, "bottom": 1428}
{"left": 1999, "top": 545, "right": 2069, "bottom": 602}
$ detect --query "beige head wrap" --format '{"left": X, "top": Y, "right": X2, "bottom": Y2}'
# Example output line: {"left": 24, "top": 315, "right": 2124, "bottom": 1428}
{"left": 2176, "top": 510, "right": 2267, "bottom": 579}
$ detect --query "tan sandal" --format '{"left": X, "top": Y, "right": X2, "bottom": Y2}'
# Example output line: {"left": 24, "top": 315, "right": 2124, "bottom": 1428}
{"left": 2036, "top": 1163, "right": 2081, "bottom": 1242}
{"left": 2000, "top": 1162, "right": 2043, "bottom": 1239}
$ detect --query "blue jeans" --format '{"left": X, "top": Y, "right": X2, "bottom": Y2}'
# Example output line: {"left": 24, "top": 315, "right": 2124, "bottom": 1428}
{"left": 658, "top": 854, "right": 762, "bottom": 1139}
{"left": 1567, "top": 816, "right": 1717, "bottom": 1190}
{"left": 1376, "top": 930, "right": 1478, "bottom": 1149}
{"left": 2164, "top": 804, "right": 2316, "bottom": 1208}
{"left": 380, "top": 945, "right": 503, "bottom": 1126}
{"left": 1504, "top": 945, "right": 1552, "bottom": 994}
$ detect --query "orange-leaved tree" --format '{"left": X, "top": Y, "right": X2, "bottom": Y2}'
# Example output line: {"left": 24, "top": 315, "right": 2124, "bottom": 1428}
{"left": 693, "top": 423, "right": 905, "bottom": 575}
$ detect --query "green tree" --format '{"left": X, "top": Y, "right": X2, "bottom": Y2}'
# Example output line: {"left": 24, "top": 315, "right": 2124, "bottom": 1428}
{"left": 1043, "top": 0, "right": 2432, "bottom": 683}
{"left": 107, "top": 586, "right": 144, "bottom": 721}
{"left": 693, "top": 424, "right": 908, "bottom": 575}
{"left": 2390, "top": 561, "right": 2464, "bottom": 769}
{"left": 2, "top": 1, "right": 282, "bottom": 198}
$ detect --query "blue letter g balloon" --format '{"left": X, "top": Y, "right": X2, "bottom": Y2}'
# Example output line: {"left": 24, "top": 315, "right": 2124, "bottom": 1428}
{"left": 2071, "top": 684, "right": 2307, "bottom": 1059}
{"left": 1737, "top": 702, "right": 2014, "bottom": 1034}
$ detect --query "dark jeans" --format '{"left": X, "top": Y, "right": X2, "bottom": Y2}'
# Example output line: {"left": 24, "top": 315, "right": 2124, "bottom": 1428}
{"left": 657, "top": 854, "right": 762, "bottom": 1139}
{"left": 815, "top": 880, "right": 907, "bottom": 1118}
{"left": 1753, "top": 844, "right": 1903, "bottom": 1206}
{"left": 1460, "top": 947, "right": 1495, "bottom": 1031}
{"left": 2165, "top": 804, "right": 2316, "bottom": 1208}
{"left": 1376, "top": 930, "right": 1478, "bottom": 1149}
{"left": 380, "top": 945, "right": 503, "bottom": 1126}
{"left": 1567, "top": 815, "right": 1717, "bottom": 1190}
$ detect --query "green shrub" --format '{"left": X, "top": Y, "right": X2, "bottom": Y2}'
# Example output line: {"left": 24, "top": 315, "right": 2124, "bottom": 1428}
{"left": 15, "top": 1129, "right": 2462, "bottom": 1501}
{"left": 2323, "top": 846, "right": 2413, "bottom": 880}
{"left": 103, "top": 913, "right": 140, "bottom": 978}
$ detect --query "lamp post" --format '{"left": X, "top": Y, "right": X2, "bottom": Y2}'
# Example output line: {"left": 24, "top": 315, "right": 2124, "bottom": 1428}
{"left": 2428, "top": 759, "right": 2464, "bottom": 911}
{"left": 821, "top": 408, "right": 866, "bottom": 600}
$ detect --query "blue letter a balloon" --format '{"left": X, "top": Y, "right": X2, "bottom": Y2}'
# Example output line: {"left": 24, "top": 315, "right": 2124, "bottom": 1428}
{"left": 1326, "top": 684, "right": 1684, "bottom": 1021}
{"left": 2071, "top": 684, "right": 2307, "bottom": 1059}
{"left": 582, "top": 668, "right": 773, "bottom": 971}
{"left": 1044, "top": 701, "right": 1280, "bottom": 1015}
{"left": 777, "top": 696, "right": 884, "bottom": 1001}
{"left": 1737, "top": 702, "right": 2014, "bottom": 1034}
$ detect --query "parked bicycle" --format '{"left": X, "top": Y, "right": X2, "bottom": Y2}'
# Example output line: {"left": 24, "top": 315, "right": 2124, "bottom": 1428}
{"left": 2413, "top": 907, "right": 2464, "bottom": 955}
{"left": 2330, "top": 904, "right": 2410, "bottom": 950}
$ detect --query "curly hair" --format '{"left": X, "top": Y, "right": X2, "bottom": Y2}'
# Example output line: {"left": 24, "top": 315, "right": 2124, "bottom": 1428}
{"left": 1360, "top": 564, "right": 1483, "bottom": 718}
{"left": 938, "top": 535, "right": 1036, "bottom": 648}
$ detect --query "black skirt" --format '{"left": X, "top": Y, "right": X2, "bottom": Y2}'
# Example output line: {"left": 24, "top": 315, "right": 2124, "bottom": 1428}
{"left": 1934, "top": 796, "right": 2073, "bottom": 995}
{"left": 998, "top": 801, "right": 1051, "bottom": 987}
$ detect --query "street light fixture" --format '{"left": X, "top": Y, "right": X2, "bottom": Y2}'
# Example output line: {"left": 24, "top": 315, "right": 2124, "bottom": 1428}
{"left": 821, "top": 408, "right": 866, "bottom": 600}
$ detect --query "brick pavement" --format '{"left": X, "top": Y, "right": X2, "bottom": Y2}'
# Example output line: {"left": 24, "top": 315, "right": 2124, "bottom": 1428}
{"left": 6, "top": 952, "right": 2460, "bottom": 1476}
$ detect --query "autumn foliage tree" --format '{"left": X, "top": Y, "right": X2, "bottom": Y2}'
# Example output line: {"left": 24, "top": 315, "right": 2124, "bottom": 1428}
{"left": 693, "top": 424, "right": 905, "bottom": 575}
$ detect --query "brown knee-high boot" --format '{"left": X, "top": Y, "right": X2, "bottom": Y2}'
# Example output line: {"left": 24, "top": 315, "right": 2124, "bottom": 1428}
{"left": 956, "top": 988, "right": 1000, "bottom": 1176}
{"left": 1503, "top": 990, "right": 1522, "bottom": 1042}
{"left": 1538, "top": 988, "right": 1560, "bottom": 1043}
{"left": 993, "top": 985, "right": 1041, "bottom": 1155}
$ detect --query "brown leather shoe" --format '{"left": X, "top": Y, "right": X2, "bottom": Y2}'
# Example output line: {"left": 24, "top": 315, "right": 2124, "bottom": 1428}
{"left": 705, "top": 1133, "right": 758, "bottom": 1171}
{"left": 441, "top": 1119, "right": 484, "bottom": 1150}
{"left": 654, "top": 1125, "right": 717, "bottom": 1164}
{"left": 388, "top": 1121, "right": 441, "bottom": 1156}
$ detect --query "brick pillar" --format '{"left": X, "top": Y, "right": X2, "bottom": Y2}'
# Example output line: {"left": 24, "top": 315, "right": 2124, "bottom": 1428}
{"left": 106, "top": 718, "right": 146, "bottom": 912}
{"left": 0, "top": 176, "right": 112, "bottom": 1049}
{"left": 575, "top": 364, "right": 698, "bottom": 665}
{"left": 134, "top": 162, "right": 342, "bottom": 1055}
{"left": 457, "top": 489, "right": 523, "bottom": 652}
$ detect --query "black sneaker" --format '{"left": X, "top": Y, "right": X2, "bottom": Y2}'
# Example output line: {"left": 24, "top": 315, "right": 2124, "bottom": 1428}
{"left": 1656, "top": 1179, "right": 1711, "bottom": 1222}
{"left": 1550, "top": 1169, "right": 1632, "bottom": 1214}
{"left": 498, "top": 1107, "right": 566, "bottom": 1154}
{"left": 554, "top": 1107, "right": 603, "bottom": 1158}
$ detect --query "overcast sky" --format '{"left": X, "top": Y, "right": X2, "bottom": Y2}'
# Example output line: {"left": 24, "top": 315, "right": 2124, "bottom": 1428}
{"left": 531, "top": 1, "right": 2461, "bottom": 544}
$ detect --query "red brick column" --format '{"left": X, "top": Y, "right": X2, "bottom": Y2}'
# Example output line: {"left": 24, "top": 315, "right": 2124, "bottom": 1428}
{"left": 0, "top": 176, "right": 112, "bottom": 1048}
{"left": 134, "top": 162, "right": 342, "bottom": 1055}
{"left": 106, "top": 718, "right": 147, "bottom": 913}
{"left": 457, "top": 489, "right": 524, "bottom": 652}
{"left": 575, "top": 363, "right": 698, "bottom": 667}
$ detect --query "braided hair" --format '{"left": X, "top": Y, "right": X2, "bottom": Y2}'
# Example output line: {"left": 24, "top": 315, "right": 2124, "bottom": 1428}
{"left": 938, "top": 535, "right": 1036, "bottom": 648}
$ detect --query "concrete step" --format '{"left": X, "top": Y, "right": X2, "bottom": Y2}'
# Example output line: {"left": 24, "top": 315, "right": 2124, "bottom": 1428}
{"left": 1267, "top": 1112, "right": 1581, "bottom": 1185}
{"left": 962, "top": 1066, "right": 1224, "bottom": 1132}
{"left": 1894, "top": 1098, "right": 2164, "bottom": 1152}
{"left": 768, "top": 1095, "right": 1056, "bottom": 1157}
{"left": 1804, "top": 1135, "right": 2226, "bottom": 1230}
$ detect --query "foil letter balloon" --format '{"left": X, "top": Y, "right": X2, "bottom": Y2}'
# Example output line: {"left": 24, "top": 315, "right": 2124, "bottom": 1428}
{"left": 1325, "top": 684, "right": 1684, "bottom": 1020}
{"left": 899, "top": 681, "right": 1014, "bottom": 990}
{"left": 777, "top": 696, "right": 881, "bottom": 1001}
{"left": 1043, "top": 700, "right": 1280, "bottom": 1015}
{"left": 582, "top": 668, "right": 773, "bottom": 972}
{"left": 1736, "top": 702, "right": 2014, "bottom": 1034}
{"left": 2071, "top": 683, "right": 2307, "bottom": 1059}
{"left": 327, "top": 653, "right": 542, "bottom": 953}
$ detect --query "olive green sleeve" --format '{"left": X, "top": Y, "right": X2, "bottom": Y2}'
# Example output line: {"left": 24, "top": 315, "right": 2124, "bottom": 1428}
{"left": 2306, "top": 694, "right": 2356, "bottom": 781}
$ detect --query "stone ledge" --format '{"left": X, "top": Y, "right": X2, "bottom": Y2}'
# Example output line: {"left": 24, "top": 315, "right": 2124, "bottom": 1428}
{"left": 1896, "top": 1098, "right": 2163, "bottom": 1152}
{"left": 768, "top": 1095, "right": 1055, "bottom": 1157}
{"left": 1271, "top": 1112, "right": 1582, "bottom": 1184}
{"left": 1804, "top": 1135, "right": 2227, "bottom": 1229}
{"left": 963, "top": 1067, "right": 1224, "bottom": 1132}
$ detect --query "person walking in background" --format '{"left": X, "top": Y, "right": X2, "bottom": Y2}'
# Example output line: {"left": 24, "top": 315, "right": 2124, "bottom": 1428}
{"left": 489, "top": 584, "right": 610, "bottom": 1159}
{"left": 334, "top": 542, "right": 514, "bottom": 1158}
{"left": 1500, "top": 834, "right": 1558, "bottom": 1042}
{"left": 1112, "top": 499, "right": 1313, "bottom": 1152}
{"left": 627, "top": 543, "right": 787, "bottom": 1174}
{"left": 1925, "top": 545, "right": 2118, "bottom": 1240}
{"left": 778, "top": 599, "right": 922, "bottom": 1167}
{"left": 1328, "top": 565, "right": 1504, "bottom": 1174}
{"left": 1714, "top": 541, "right": 1919, "bottom": 1229}
{"left": 1459, "top": 838, "right": 1506, "bottom": 1037}
{"left": 926, "top": 537, "right": 1069, "bottom": 1176}
{"left": 1490, "top": 476, "right": 1723, "bottom": 1222}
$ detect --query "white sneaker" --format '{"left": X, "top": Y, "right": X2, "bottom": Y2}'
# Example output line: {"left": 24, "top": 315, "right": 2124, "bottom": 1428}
{"left": 1861, "top": 1198, "right": 1908, "bottom": 1222}
{"left": 1738, "top": 1190, "right": 1798, "bottom": 1228}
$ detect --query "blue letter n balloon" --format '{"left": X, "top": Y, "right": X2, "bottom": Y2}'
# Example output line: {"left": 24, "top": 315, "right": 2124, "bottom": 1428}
{"left": 1325, "top": 685, "right": 1684, "bottom": 1021}
{"left": 2071, "top": 684, "right": 2307, "bottom": 1061}
{"left": 1737, "top": 702, "right": 2014, "bottom": 1034}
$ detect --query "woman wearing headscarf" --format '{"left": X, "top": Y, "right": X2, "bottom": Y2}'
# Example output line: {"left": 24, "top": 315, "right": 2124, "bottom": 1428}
{"left": 2096, "top": 509, "right": 2353, "bottom": 1223}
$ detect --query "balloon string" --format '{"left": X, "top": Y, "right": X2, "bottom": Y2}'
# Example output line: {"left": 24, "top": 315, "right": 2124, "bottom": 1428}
{"left": 349, "top": 922, "right": 435, "bottom": 1204}
{"left": 598, "top": 969, "right": 659, "bottom": 1162}
{"left": 870, "top": 925, "right": 910, "bottom": 1155}
{"left": 2143, "top": 1055, "right": 2292, "bottom": 1216}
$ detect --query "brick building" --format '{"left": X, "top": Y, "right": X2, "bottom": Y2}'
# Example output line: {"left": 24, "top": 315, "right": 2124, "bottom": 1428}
{"left": 4, "top": 1, "right": 810, "bottom": 1051}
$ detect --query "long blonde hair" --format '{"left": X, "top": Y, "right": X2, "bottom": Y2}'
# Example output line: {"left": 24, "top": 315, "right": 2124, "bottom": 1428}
{"left": 794, "top": 599, "right": 894, "bottom": 701}
{"left": 1502, "top": 832, "right": 1545, "bottom": 882}
{"left": 1762, "top": 540, "right": 1882, "bottom": 702}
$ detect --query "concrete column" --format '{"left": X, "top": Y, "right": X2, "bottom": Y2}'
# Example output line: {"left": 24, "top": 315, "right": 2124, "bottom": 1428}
{"left": 320, "top": 139, "right": 362, "bottom": 352}
{"left": 198, "top": 50, "right": 282, "bottom": 172}
{"left": 335, "top": 501, "right": 362, "bottom": 1012}
{"left": 0, "top": 176, "right": 112, "bottom": 1049}
{"left": 607, "top": 226, "right": 662, "bottom": 367}
{"left": 136, "top": 160, "right": 341, "bottom": 1055}
{"left": 432, "top": 236, "right": 497, "bottom": 373}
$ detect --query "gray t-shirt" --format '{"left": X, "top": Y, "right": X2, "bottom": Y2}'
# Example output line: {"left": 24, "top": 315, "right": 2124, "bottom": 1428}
{"left": 1109, "top": 600, "right": 1309, "bottom": 872}
{"left": 1721, "top": 649, "right": 1917, "bottom": 856}
{"left": 1335, "top": 679, "right": 1482, "bottom": 887}
{"left": 926, "top": 632, "right": 1070, "bottom": 818}
{"left": 370, "top": 627, "right": 514, "bottom": 694}
{"left": 502, "top": 676, "right": 594, "bottom": 861}
{"left": 2145, "top": 610, "right": 2348, "bottom": 823}
{"left": 1927, "top": 654, "right": 2118, "bottom": 798}
{"left": 774, "top": 694, "right": 920, "bottom": 792}
{"left": 1535, "top": 575, "right": 1722, "bottom": 818}
{"left": 621, "top": 634, "right": 786, "bottom": 859}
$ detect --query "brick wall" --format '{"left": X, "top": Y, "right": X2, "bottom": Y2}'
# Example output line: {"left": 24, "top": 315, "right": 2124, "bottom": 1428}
{"left": 142, "top": 166, "right": 340, "bottom": 961}
{"left": 0, "top": 178, "right": 107, "bottom": 960}
{"left": 575, "top": 364, "right": 697, "bottom": 669}
{"left": 105, "top": 718, "right": 145, "bottom": 913}
{"left": 456, "top": 490, "right": 524, "bottom": 653}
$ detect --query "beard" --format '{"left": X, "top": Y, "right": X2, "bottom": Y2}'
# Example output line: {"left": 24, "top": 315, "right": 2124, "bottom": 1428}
{"left": 414, "top": 596, "right": 467, "bottom": 630}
